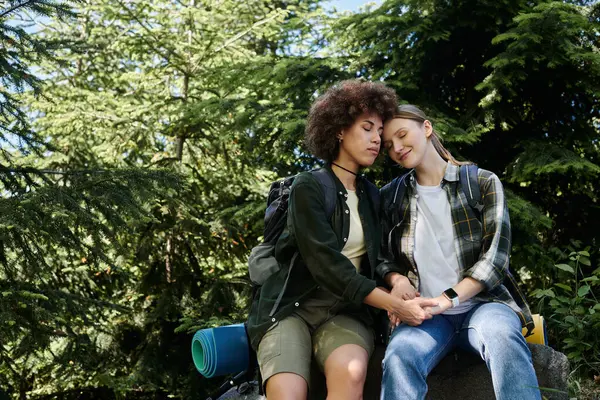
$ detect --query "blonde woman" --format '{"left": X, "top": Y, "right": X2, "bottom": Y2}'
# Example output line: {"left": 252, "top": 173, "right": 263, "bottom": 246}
{"left": 378, "top": 104, "right": 541, "bottom": 400}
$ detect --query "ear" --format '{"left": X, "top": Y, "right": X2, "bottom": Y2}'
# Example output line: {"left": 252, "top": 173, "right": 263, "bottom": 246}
{"left": 423, "top": 120, "right": 433, "bottom": 138}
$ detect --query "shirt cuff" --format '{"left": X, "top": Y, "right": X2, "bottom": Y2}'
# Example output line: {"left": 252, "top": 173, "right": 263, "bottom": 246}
{"left": 342, "top": 274, "right": 377, "bottom": 305}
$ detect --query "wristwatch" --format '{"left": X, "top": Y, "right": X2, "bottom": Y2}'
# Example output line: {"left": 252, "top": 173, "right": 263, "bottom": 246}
{"left": 443, "top": 288, "right": 460, "bottom": 308}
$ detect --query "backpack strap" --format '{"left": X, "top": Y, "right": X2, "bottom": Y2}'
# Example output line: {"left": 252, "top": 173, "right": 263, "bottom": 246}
{"left": 459, "top": 164, "right": 484, "bottom": 214}
{"left": 269, "top": 252, "right": 299, "bottom": 317}
{"left": 310, "top": 168, "right": 337, "bottom": 220}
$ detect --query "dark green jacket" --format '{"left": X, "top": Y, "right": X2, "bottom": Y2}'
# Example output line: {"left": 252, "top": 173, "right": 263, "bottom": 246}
{"left": 247, "top": 167, "right": 381, "bottom": 350}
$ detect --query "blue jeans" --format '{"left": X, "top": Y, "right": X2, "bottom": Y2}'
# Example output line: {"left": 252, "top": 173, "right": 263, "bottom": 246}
{"left": 381, "top": 302, "right": 541, "bottom": 400}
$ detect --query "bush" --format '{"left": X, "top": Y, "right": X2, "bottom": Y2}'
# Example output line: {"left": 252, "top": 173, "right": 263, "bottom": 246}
{"left": 532, "top": 243, "right": 600, "bottom": 378}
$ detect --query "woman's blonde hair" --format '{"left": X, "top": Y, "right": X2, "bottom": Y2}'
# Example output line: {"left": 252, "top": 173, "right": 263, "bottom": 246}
{"left": 393, "top": 104, "right": 471, "bottom": 166}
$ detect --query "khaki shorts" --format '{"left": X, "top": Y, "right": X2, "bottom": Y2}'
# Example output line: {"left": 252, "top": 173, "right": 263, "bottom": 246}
{"left": 256, "top": 313, "right": 374, "bottom": 389}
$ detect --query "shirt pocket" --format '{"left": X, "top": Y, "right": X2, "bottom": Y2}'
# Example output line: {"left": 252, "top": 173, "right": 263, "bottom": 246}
{"left": 457, "top": 216, "right": 483, "bottom": 243}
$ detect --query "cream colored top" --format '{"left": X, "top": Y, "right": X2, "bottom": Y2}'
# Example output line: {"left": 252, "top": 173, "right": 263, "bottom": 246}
{"left": 341, "top": 190, "right": 366, "bottom": 271}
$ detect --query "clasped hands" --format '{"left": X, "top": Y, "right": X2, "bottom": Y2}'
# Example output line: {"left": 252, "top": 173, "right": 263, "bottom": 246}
{"left": 385, "top": 274, "right": 452, "bottom": 327}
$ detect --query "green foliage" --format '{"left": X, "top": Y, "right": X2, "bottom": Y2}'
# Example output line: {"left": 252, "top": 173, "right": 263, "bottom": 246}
{"left": 0, "top": 167, "right": 182, "bottom": 399}
{"left": 531, "top": 243, "right": 600, "bottom": 376}
{"left": 0, "top": 0, "right": 81, "bottom": 158}
{"left": 4, "top": 0, "right": 334, "bottom": 398}
{"left": 475, "top": 0, "right": 600, "bottom": 248}
{"left": 3, "top": 0, "right": 600, "bottom": 398}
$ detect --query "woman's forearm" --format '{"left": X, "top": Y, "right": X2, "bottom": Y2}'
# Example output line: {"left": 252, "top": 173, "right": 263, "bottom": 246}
{"left": 364, "top": 287, "right": 396, "bottom": 312}
{"left": 434, "top": 277, "right": 485, "bottom": 313}
{"left": 384, "top": 272, "right": 405, "bottom": 287}
{"left": 454, "top": 277, "right": 485, "bottom": 302}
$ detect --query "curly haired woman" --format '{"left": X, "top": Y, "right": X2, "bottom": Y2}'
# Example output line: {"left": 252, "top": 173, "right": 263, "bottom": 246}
{"left": 247, "top": 81, "right": 438, "bottom": 400}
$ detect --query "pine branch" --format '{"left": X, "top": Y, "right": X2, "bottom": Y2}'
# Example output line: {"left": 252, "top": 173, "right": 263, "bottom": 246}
{"left": 1, "top": 0, "right": 77, "bottom": 20}
{"left": 113, "top": 0, "right": 188, "bottom": 76}
{"left": 0, "top": 0, "right": 38, "bottom": 19}
{"left": 0, "top": 167, "right": 118, "bottom": 175}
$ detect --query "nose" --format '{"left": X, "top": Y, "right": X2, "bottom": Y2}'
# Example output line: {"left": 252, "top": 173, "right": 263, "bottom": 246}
{"left": 372, "top": 131, "right": 381, "bottom": 145}
{"left": 393, "top": 139, "right": 404, "bottom": 153}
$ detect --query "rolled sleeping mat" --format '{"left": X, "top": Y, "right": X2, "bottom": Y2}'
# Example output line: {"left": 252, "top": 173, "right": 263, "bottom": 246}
{"left": 191, "top": 323, "right": 250, "bottom": 378}
{"left": 523, "top": 314, "right": 547, "bottom": 345}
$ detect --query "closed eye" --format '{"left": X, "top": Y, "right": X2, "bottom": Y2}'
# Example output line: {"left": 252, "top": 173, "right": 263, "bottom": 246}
{"left": 394, "top": 128, "right": 408, "bottom": 138}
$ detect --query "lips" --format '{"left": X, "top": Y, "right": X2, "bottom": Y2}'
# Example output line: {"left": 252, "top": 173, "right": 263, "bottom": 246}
{"left": 399, "top": 149, "right": 411, "bottom": 161}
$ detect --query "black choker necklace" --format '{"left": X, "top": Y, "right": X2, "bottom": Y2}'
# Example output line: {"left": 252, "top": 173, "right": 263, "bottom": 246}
{"left": 332, "top": 162, "right": 358, "bottom": 176}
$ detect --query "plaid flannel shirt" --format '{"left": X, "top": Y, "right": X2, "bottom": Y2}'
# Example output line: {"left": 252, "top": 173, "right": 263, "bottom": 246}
{"left": 377, "top": 162, "right": 534, "bottom": 334}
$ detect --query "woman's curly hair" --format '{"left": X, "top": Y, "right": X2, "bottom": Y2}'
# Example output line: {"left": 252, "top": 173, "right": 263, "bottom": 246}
{"left": 305, "top": 80, "right": 398, "bottom": 162}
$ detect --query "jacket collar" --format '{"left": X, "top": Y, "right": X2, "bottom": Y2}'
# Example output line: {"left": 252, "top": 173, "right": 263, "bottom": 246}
{"left": 324, "top": 164, "right": 366, "bottom": 196}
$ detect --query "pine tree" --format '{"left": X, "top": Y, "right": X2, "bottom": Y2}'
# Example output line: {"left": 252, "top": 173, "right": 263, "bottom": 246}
{"left": 1, "top": 2, "right": 181, "bottom": 398}
{"left": 477, "top": 1, "right": 600, "bottom": 249}
{"left": 16, "top": 0, "right": 334, "bottom": 397}
{"left": 0, "top": 0, "right": 79, "bottom": 160}
{"left": 332, "top": 0, "right": 599, "bottom": 271}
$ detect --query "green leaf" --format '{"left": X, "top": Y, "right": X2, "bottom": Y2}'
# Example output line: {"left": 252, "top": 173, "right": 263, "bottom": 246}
{"left": 581, "top": 276, "right": 599, "bottom": 283}
{"left": 535, "top": 288, "right": 556, "bottom": 298}
{"left": 579, "top": 257, "right": 591, "bottom": 267}
{"left": 555, "top": 263, "right": 575, "bottom": 273}
{"left": 554, "top": 283, "right": 572, "bottom": 292}
{"left": 577, "top": 285, "right": 591, "bottom": 297}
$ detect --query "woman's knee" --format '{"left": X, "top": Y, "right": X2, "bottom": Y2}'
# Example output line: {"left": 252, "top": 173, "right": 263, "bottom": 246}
{"left": 324, "top": 345, "right": 369, "bottom": 388}
{"left": 467, "top": 303, "right": 521, "bottom": 332}
{"left": 382, "top": 344, "right": 424, "bottom": 376}
{"left": 384, "top": 329, "right": 426, "bottom": 367}
{"left": 465, "top": 304, "right": 529, "bottom": 356}
{"left": 265, "top": 372, "right": 308, "bottom": 400}
{"left": 339, "top": 357, "right": 368, "bottom": 385}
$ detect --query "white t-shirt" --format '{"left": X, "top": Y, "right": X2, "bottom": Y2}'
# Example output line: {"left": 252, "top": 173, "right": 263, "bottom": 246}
{"left": 414, "top": 182, "right": 474, "bottom": 315}
{"left": 341, "top": 190, "right": 366, "bottom": 271}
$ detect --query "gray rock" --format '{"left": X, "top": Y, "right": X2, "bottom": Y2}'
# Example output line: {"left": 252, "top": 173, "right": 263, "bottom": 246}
{"left": 216, "top": 344, "right": 569, "bottom": 400}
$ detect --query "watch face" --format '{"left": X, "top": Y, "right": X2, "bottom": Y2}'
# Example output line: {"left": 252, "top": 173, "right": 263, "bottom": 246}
{"left": 444, "top": 288, "right": 459, "bottom": 299}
